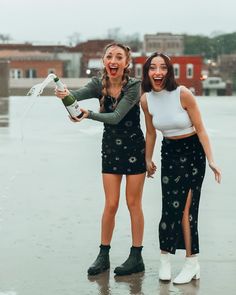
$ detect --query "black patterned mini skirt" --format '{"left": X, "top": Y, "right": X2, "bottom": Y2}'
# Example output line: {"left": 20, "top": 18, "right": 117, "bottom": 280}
{"left": 159, "top": 134, "right": 206, "bottom": 255}
{"left": 101, "top": 126, "right": 146, "bottom": 175}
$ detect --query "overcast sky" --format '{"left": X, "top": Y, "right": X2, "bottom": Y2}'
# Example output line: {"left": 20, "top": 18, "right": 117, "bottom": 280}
{"left": 1, "top": 0, "right": 235, "bottom": 44}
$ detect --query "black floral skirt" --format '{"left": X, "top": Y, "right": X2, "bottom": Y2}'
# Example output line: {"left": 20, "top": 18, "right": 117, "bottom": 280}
{"left": 101, "top": 126, "right": 146, "bottom": 175}
{"left": 159, "top": 134, "right": 206, "bottom": 254}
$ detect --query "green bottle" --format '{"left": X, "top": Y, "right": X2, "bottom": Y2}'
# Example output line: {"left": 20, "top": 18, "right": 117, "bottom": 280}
{"left": 54, "top": 76, "right": 83, "bottom": 119}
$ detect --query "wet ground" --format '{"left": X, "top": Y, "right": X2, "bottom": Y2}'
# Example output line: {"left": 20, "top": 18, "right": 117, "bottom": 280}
{"left": 0, "top": 96, "right": 235, "bottom": 295}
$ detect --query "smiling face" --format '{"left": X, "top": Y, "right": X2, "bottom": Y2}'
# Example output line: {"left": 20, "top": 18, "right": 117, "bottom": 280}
{"left": 148, "top": 56, "right": 168, "bottom": 91}
{"left": 103, "top": 45, "right": 129, "bottom": 80}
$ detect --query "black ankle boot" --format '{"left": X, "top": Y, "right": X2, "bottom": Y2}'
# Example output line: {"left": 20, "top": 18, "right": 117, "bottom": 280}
{"left": 114, "top": 246, "right": 145, "bottom": 276}
{"left": 87, "top": 245, "right": 110, "bottom": 276}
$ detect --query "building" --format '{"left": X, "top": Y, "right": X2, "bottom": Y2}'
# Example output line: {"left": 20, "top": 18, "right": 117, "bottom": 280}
{"left": 143, "top": 33, "right": 184, "bottom": 55}
{"left": 133, "top": 55, "right": 203, "bottom": 95}
{"left": 0, "top": 43, "right": 83, "bottom": 78}
{"left": 0, "top": 43, "right": 68, "bottom": 53}
{"left": 218, "top": 54, "right": 236, "bottom": 91}
{"left": 0, "top": 50, "right": 64, "bottom": 78}
{"left": 72, "top": 39, "right": 114, "bottom": 77}
{"left": 0, "top": 40, "right": 118, "bottom": 79}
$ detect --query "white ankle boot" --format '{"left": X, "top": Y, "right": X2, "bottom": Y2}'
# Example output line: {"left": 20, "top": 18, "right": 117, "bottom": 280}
{"left": 159, "top": 253, "right": 171, "bottom": 281}
{"left": 173, "top": 256, "right": 200, "bottom": 284}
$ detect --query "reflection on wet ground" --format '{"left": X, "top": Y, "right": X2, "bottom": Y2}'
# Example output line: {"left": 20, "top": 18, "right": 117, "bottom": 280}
{"left": 173, "top": 279, "right": 200, "bottom": 295}
{"left": 0, "top": 97, "right": 9, "bottom": 127}
{"left": 114, "top": 272, "right": 145, "bottom": 294}
{"left": 87, "top": 270, "right": 201, "bottom": 295}
{"left": 0, "top": 96, "right": 235, "bottom": 295}
{"left": 88, "top": 271, "right": 111, "bottom": 295}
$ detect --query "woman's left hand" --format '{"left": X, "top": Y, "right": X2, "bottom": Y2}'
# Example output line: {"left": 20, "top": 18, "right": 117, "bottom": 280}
{"left": 209, "top": 162, "right": 221, "bottom": 183}
{"left": 69, "top": 108, "right": 89, "bottom": 122}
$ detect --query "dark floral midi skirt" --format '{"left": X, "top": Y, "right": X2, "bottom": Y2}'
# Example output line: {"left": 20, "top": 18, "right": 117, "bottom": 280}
{"left": 159, "top": 134, "right": 206, "bottom": 254}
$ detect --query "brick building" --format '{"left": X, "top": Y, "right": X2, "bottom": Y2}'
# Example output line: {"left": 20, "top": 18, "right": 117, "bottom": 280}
{"left": 0, "top": 44, "right": 82, "bottom": 78}
{"left": 0, "top": 50, "right": 64, "bottom": 78}
{"left": 72, "top": 39, "right": 114, "bottom": 77}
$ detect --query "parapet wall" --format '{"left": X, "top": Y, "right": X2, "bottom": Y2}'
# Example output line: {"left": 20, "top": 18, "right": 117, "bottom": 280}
{"left": 9, "top": 78, "right": 90, "bottom": 96}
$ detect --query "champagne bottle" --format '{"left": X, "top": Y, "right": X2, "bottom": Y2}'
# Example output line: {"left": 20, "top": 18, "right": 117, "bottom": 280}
{"left": 54, "top": 76, "right": 83, "bottom": 119}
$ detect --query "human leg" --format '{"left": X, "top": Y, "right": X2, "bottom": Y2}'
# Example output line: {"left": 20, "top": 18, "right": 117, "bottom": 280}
{"left": 173, "top": 138, "right": 206, "bottom": 284}
{"left": 173, "top": 190, "right": 200, "bottom": 284}
{"left": 87, "top": 244, "right": 111, "bottom": 276}
{"left": 173, "top": 256, "right": 200, "bottom": 284}
{"left": 125, "top": 173, "right": 145, "bottom": 246}
{"left": 101, "top": 173, "right": 123, "bottom": 245}
{"left": 159, "top": 252, "right": 171, "bottom": 281}
{"left": 182, "top": 190, "right": 193, "bottom": 257}
{"left": 160, "top": 135, "right": 206, "bottom": 283}
{"left": 88, "top": 173, "right": 122, "bottom": 276}
{"left": 114, "top": 173, "right": 145, "bottom": 276}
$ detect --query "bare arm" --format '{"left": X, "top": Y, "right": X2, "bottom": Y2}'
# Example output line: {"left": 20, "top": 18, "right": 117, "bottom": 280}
{"left": 181, "top": 87, "right": 221, "bottom": 183}
{"left": 141, "top": 93, "right": 157, "bottom": 177}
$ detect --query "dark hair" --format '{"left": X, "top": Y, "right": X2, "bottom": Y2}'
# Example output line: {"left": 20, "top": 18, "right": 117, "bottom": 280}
{"left": 100, "top": 42, "right": 131, "bottom": 112}
{"left": 141, "top": 52, "right": 178, "bottom": 93}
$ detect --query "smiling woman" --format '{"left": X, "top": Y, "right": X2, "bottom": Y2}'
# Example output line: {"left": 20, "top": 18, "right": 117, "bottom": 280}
{"left": 55, "top": 42, "right": 147, "bottom": 277}
{"left": 141, "top": 52, "right": 221, "bottom": 285}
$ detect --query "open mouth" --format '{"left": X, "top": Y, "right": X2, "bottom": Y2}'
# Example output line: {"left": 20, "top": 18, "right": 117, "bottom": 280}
{"left": 109, "top": 65, "right": 119, "bottom": 76}
{"left": 153, "top": 77, "right": 164, "bottom": 86}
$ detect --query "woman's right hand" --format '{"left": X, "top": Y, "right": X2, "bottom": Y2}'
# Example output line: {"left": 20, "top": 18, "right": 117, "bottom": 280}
{"left": 146, "top": 161, "right": 157, "bottom": 178}
{"left": 55, "top": 86, "right": 70, "bottom": 99}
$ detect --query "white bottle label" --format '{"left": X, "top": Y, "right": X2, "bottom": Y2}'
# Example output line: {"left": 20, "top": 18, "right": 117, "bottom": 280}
{"left": 66, "top": 101, "right": 82, "bottom": 117}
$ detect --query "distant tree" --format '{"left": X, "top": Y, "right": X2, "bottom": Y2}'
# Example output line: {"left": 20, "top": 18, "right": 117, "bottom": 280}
{"left": 183, "top": 35, "right": 215, "bottom": 59}
{"left": 213, "top": 32, "right": 236, "bottom": 55}
{"left": 107, "top": 27, "right": 122, "bottom": 41}
{"left": 68, "top": 32, "right": 81, "bottom": 46}
{"left": 122, "top": 33, "right": 142, "bottom": 52}
{"left": 0, "top": 33, "right": 11, "bottom": 43}
{"left": 184, "top": 32, "right": 236, "bottom": 59}
{"left": 106, "top": 28, "right": 142, "bottom": 51}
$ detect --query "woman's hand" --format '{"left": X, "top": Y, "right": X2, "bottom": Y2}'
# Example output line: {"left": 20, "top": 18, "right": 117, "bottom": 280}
{"left": 55, "top": 86, "right": 69, "bottom": 99}
{"left": 209, "top": 162, "right": 221, "bottom": 183}
{"left": 69, "top": 108, "right": 89, "bottom": 123}
{"left": 146, "top": 161, "right": 157, "bottom": 178}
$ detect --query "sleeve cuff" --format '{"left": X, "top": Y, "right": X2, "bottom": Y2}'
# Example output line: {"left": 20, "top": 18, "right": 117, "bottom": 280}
{"left": 87, "top": 110, "right": 93, "bottom": 119}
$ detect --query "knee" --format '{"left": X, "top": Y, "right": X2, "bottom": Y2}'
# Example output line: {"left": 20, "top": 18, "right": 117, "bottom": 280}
{"left": 126, "top": 198, "right": 141, "bottom": 213}
{"left": 104, "top": 202, "right": 119, "bottom": 216}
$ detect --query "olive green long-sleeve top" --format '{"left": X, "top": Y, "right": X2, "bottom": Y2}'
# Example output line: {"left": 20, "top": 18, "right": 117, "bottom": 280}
{"left": 70, "top": 76, "right": 141, "bottom": 125}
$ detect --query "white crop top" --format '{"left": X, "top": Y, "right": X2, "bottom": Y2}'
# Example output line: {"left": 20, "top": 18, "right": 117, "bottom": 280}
{"left": 146, "top": 86, "right": 195, "bottom": 137}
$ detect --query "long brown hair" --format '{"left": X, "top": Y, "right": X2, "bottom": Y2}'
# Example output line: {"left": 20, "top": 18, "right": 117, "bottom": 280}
{"left": 100, "top": 43, "right": 131, "bottom": 112}
{"left": 141, "top": 52, "right": 178, "bottom": 93}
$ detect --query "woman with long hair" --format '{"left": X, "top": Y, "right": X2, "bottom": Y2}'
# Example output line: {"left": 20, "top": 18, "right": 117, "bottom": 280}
{"left": 141, "top": 52, "right": 221, "bottom": 284}
{"left": 55, "top": 43, "right": 146, "bottom": 276}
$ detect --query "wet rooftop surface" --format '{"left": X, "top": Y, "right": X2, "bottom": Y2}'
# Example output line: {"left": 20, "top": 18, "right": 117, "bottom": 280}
{"left": 0, "top": 96, "right": 235, "bottom": 295}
